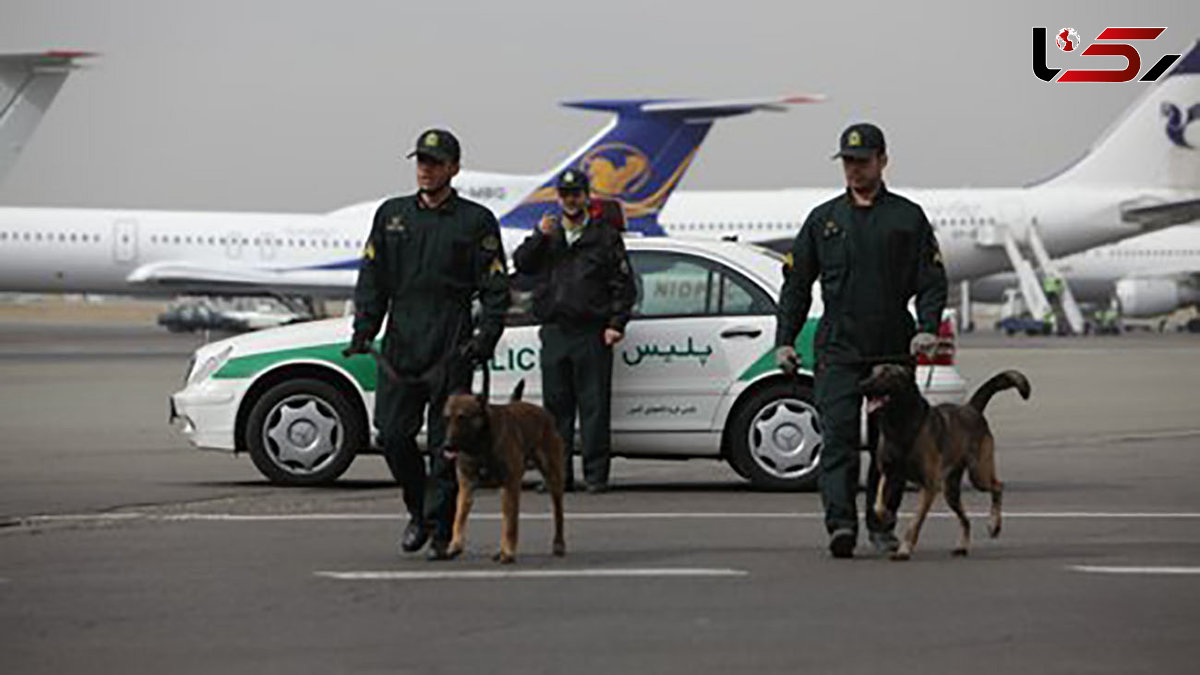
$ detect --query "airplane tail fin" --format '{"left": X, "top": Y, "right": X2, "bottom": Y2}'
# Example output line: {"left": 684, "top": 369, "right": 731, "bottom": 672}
{"left": 500, "top": 95, "right": 821, "bottom": 235}
{"left": 1038, "top": 40, "right": 1200, "bottom": 190}
{"left": 0, "top": 50, "right": 92, "bottom": 185}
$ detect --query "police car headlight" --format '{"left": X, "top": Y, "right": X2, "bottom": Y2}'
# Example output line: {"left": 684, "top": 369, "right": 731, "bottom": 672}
{"left": 189, "top": 346, "right": 233, "bottom": 384}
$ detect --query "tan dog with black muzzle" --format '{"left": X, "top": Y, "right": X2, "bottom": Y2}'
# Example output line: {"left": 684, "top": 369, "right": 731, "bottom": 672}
{"left": 442, "top": 381, "right": 566, "bottom": 563}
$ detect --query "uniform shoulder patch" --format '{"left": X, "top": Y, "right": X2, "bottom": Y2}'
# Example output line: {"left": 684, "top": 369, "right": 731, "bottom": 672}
{"left": 363, "top": 240, "right": 376, "bottom": 261}
{"left": 488, "top": 257, "right": 506, "bottom": 275}
{"left": 481, "top": 234, "right": 500, "bottom": 252}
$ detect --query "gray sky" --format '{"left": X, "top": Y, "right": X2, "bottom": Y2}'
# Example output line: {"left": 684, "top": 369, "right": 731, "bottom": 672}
{"left": 0, "top": 0, "right": 1196, "bottom": 213}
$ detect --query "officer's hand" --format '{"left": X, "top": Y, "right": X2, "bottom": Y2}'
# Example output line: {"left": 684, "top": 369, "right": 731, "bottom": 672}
{"left": 909, "top": 332, "right": 938, "bottom": 356}
{"left": 538, "top": 212, "right": 557, "bottom": 234}
{"left": 603, "top": 328, "right": 623, "bottom": 347}
{"left": 458, "top": 339, "right": 488, "bottom": 365}
{"left": 775, "top": 345, "right": 800, "bottom": 375}
{"left": 342, "top": 334, "right": 373, "bottom": 358}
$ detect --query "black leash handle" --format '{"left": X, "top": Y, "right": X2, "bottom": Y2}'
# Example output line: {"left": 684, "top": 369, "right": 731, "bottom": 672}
{"left": 479, "top": 354, "right": 491, "bottom": 401}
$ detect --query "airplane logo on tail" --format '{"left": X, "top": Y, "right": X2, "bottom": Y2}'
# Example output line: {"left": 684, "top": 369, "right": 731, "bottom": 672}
{"left": 500, "top": 96, "right": 820, "bottom": 236}
{"left": 583, "top": 143, "right": 651, "bottom": 196}
{"left": 1162, "top": 102, "right": 1200, "bottom": 149}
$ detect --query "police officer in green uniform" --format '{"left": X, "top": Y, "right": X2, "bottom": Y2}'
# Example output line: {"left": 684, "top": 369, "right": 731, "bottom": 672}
{"left": 512, "top": 169, "right": 636, "bottom": 493}
{"left": 775, "top": 123, "right": 948, "bottom": 559}
{"left": 346, "top": 128, "right": 510, "bottom": 559}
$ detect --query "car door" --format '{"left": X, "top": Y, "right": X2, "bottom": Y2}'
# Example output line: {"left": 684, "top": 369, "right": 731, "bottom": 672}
{"left": 614, "top": 249, "right": 776, "bottom": 434}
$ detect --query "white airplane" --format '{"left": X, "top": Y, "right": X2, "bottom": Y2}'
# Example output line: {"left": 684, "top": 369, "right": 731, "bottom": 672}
{"left": 0, "top": 96, "right": 816, "bottom": 297}
{"left": 657, "top": 41, "right": 1200, "bottom": 287}
{"left": 0, "top": 51, "right": 90, "bottom": 186}
{"left": 2, "top": 39, "right": 1199, "bottom": 303}
{"left": 971, "top": 224, "right": 1200, "bottom": 318}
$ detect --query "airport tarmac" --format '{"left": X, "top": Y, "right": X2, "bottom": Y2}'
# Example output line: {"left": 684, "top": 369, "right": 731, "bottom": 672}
{"left": 2, "top": 318, "right": 1199, "bottom": 673}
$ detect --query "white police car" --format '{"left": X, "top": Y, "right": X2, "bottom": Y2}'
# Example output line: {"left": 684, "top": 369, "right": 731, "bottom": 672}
{"left": 171, "top": 238, "right": 966, "bottom": 489}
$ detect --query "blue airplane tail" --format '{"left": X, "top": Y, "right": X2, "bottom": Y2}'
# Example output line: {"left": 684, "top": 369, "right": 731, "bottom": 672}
{"left": 500, "top": 96, "right": 819, "bottom": 235}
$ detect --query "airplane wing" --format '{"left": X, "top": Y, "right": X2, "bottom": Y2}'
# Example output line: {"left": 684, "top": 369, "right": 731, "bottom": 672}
{"left": 126, "top": 261, "right": 357, "bottom": 297}
{"left": 1120, "top": 197, "right": 1200, "bottom": 231}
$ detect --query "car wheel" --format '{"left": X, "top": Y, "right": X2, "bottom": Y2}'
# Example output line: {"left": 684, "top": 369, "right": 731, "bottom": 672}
{"left": 244, "top": 378, "right": 362, "bottom": 485}
{"left": 727, "top": 379, "right": 822, "bottom": 491}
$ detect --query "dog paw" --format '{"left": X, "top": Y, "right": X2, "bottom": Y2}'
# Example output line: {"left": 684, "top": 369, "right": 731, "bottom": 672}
{"left": 952, "top": 547, "right": 969, "bottom": 557}
{"left": 492, "top": 550, "right": 516, "bottom": 564}
{"left": 890, "top": 550, "right": 911, "bottom": 561}
{"left": 988, "top": 524, "right": 1002, "bottom": 538}
{"left": 552, "top": 542, "right": 566, "bottom": 557}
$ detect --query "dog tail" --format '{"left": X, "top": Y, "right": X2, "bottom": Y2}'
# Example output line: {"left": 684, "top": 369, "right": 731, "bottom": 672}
{"left": 967, "top": 370, "right": 1031, "bottom": 414}
{"left": 510, "top": 379, "right": 525, "bottom": 402}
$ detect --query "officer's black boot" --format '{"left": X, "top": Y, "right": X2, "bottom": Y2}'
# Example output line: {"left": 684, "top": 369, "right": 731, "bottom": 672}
{"left": 400, "top": 517, "right": 429, "bottom": 553}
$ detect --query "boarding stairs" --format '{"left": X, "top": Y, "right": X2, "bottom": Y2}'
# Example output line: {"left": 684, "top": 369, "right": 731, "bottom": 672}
{"left": 979, "top": 221, "right": 1086, "bottom": 335}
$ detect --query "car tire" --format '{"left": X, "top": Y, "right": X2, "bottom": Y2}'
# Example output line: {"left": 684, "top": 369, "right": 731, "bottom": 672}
{"left": 244, "top": 378, "right": 363, "bottom": 486}
{"left": 727, "top": 379, "right": 822, "bottom": 491}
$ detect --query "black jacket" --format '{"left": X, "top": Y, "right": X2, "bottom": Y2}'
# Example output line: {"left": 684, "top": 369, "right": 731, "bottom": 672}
{"left": 512, "top": 220, "right": 636, "bottom": 331}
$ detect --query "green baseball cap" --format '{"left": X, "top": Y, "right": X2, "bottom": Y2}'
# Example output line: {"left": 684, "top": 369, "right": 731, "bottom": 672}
{"left": 832, "top": 122, "right": 886, "bottom": 159}
{"left": 407, "top": 128, "right": 461, "bottom": 163}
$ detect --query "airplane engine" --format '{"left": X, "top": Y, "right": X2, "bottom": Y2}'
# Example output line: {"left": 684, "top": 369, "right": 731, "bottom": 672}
{"left": 1115, "top": 278, "right": 1181, "bottom": 317}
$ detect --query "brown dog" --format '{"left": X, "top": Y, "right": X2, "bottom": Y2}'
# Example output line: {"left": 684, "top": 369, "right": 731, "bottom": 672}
{"left": 859, "top": 365, "right": 1031, "bottom": 560}
{"left": 442, "top": 381, "right": 566, "bottom": 563}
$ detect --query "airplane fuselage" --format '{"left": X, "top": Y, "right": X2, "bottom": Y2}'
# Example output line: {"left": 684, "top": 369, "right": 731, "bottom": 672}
{"left": 2, "top": 183, "right": 1190, "bottom": 296}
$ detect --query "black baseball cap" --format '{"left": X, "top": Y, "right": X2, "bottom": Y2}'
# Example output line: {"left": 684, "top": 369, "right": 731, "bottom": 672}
{"left": 407, "top": 128, "right": 461, "bottom": 163}
{"left": 556, "top": 168, "right": 590, "bottom": 192}
{"left": 831, "top": 123, "right": 886, "bottom": 159}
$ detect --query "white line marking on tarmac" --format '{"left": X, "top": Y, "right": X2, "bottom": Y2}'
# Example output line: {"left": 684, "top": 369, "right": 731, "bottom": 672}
{"left": 13, "top": 511, "right": 1200, "bottom": 526}
{"left": 1068, "top": 565, "right": 1200, "bottom": 576}
{"left": 315, "top": 568, "right": 748, "bottom": 581}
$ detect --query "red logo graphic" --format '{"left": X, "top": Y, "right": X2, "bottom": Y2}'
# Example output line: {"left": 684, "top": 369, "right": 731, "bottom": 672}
{"left": 1033, "top": 27, "right": 1182, "bottom": 83}
{"left": 1056, "top": 27, "right": 1081, "bottom": 52}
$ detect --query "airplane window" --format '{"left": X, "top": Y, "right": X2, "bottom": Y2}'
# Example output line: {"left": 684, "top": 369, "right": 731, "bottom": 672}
{"left": 58, "top": 233, "right": 65, "bottom": 242}
{"left": 241, "top": 238, "right": 249, "bottom": 245}
{"left": 173, "top": 236, "right": 181, "bottom": 244}
{"left": 0, "top": 232, "right": 6, "bottom": 240}
{"left": 70, "top": 234, "right": 77, "bottom": 242}
{"left": 287, "top": 240, "right": 294, "bottom": 247}
{"left": 298, "top": 240, "right": 305, "bottom": 247}
{"left": 253, "top": 239, "right": 261, "bottom": 246}
{"left": 23, "top": 232, "right": 30, "bottom": 241}
{"left": 219, "top": 238, "right": 227, "bottom": 245}
{"left": 208, "top": 237, "right": 216, "bottom": 245}
{"left": 36, "top": 233, "right": 43, "bottom": 241}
